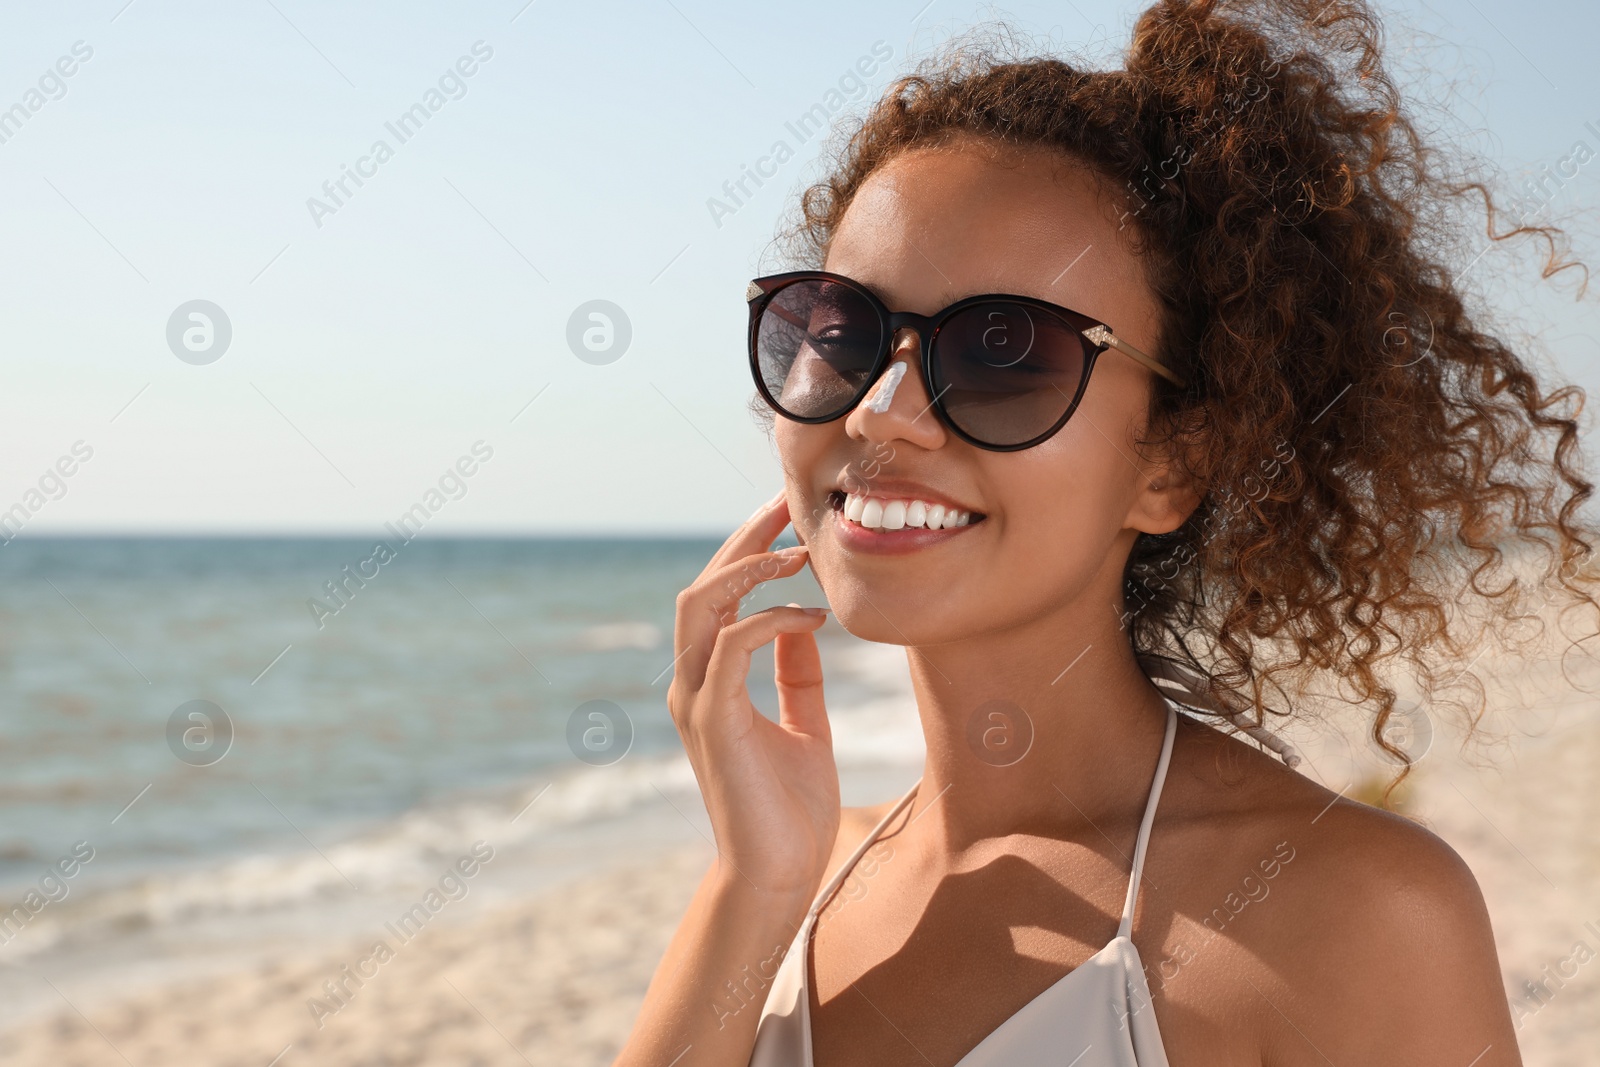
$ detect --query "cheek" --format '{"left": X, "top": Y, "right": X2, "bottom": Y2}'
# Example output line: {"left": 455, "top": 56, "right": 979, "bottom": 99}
{"left": 988, "top": 421, "right": 1142, "bottom": 587}
{"left": 775, "top": 419, "right": 819, "bottom": 489}
{"left": 775, "top": 421, "right": 833, "bottom": 531}
{"left": 1013, "top": 419, "right": 1135, "bottom": 520}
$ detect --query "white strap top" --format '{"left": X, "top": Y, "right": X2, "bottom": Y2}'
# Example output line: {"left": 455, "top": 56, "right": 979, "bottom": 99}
{"left": 748, "top": 705, "right": 1178, "bottom": 1067}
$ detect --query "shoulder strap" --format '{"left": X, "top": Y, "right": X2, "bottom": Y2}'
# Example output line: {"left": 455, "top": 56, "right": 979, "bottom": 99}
{"left": 807, "top": 779, "right": 921, "bottom": 923}
{"left": 1117, "top": 704, "right": 1178, "bottom": 939}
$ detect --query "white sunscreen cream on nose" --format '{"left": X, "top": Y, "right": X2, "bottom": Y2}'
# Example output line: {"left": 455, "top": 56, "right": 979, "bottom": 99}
{"left": 864, "top": 361, "right": 907, "bottom": 413}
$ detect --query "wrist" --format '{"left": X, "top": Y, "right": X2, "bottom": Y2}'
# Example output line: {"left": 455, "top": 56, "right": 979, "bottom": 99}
{"left": 709, "top": 863, "right": 818, "bottom": 924}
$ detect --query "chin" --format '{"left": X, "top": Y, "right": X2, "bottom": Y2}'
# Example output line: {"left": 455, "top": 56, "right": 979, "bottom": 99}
{"left": 810, "top": 568, "right": 979, "bottom": 647}
{"left": 825, "top": 599, "right": 915, "bottom": 646}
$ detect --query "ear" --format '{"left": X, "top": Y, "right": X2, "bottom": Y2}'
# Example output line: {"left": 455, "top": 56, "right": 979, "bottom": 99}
{"left": 1124, "top": 421, "right": 1207, "bottom": 535}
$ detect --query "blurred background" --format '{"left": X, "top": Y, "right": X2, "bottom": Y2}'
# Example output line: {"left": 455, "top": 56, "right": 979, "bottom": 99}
{"left": 0, "top": 0, "right": 1595, "bottom": 1063}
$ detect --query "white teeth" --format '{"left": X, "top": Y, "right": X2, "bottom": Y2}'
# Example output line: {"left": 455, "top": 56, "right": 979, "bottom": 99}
{"left": 839, "top": 493, "right": 975, "bottom": 531}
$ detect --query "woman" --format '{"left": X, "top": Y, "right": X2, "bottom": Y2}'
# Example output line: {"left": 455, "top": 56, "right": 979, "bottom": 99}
{"left": 618, "top": 0, "right": 1596, "bottom": 1063}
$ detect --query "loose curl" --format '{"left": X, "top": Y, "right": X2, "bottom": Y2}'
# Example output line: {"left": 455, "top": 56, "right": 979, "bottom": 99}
{"left": 770, "top": 0, "right": 1600, "bottom": 784}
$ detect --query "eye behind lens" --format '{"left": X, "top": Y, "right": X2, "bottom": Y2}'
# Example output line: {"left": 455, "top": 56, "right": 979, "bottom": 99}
{"left": 929, "top": 301, "right": 1090, "bottom": 448}
{"left": 754, "top": 278, "right": 884, "bottom": 421}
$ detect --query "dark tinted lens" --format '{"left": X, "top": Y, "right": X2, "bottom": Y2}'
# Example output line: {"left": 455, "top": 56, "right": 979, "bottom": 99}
{"left": 755, "top": 279, "right": 884, "bottom": 420}
{"left": 929, "top": 302, "right": 1089, "bottom": 447}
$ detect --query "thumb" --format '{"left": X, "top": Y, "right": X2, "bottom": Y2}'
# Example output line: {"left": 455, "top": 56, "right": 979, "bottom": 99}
{"left": 774, "top": 608, "right": 829, "bottom": 740}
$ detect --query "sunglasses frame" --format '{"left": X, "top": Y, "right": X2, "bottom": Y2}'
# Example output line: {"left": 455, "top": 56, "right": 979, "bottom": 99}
{"left": 746, "top": 270, "right": 1185, "bottom": 453}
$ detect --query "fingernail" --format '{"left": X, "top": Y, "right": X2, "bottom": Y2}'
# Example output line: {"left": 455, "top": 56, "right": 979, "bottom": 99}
{"left": 768, "top": 490, "right": 788, "bottom": 507}
{"left": 777, "top": 544, "right": 809, "bottom": 557}
{"left": 801, "top": 606, "right": 829, "bottom": 616}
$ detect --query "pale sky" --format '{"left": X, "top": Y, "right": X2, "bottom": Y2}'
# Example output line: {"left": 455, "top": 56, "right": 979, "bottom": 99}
{"left": 0, "top": 0, "right": 1595, "bottom": 535}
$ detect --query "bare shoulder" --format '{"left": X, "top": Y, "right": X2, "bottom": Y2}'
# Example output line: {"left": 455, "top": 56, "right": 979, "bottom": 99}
{"left": 1159, "top": 718, "right": 1519, "bottom": 1064}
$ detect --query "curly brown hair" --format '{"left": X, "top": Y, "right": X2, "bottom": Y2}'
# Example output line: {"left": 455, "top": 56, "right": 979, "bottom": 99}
{"left": 770, "top": 0, "right": 1600, "bottom": 782}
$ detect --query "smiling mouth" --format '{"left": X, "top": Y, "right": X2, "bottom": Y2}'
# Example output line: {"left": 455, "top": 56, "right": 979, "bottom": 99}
{"left": 828, "top": 490, "right": 985, "bottom": 532}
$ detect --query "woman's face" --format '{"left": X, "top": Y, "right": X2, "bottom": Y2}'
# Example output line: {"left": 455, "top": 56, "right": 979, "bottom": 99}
{"left": 777, "top": 136, "right": 1195, "bottom": 646}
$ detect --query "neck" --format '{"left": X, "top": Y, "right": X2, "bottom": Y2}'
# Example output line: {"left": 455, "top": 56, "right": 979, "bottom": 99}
{"left": 901, "top": 603, "right": 1173, "bottom": 852}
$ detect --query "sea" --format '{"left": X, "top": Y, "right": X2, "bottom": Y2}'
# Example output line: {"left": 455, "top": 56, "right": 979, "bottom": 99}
{"left": 0, "top": 537, "right": 925, "bottom": 1024}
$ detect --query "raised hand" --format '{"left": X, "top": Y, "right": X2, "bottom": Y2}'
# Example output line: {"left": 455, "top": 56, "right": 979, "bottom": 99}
{"left": 668, "top": 492, "right": 841, "bottom": 900}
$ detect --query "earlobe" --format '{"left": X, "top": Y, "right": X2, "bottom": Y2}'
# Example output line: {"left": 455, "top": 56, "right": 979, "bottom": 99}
{"left": 1127, "top": 458, "right": 1206, "bottom": 535}
{"left": 1129, "top": 414, "right": 1208, "bottom": 534}
{"left": 1128, "top": 485, "right": 1195, "bottom": 535}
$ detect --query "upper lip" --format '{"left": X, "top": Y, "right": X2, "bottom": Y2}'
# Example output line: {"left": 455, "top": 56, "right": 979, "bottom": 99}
{"left": 829, "top": 474, "right": 981, "bottom": 515}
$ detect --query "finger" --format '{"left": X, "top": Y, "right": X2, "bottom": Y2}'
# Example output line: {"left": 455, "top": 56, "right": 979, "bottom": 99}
{"left": 705, "top": 492, "right": 791, "bottom": 572}
{"left": 673, "top": 546, "right": 810, "bottom": 692}
{"left": 775, "top": 621, "right": 830, "bottom": 741}
{"left": 677, "top": 492, "right": 793, "bottom": 682}
{"left": 696, "top": 606, "right": 829, "bottom": 729}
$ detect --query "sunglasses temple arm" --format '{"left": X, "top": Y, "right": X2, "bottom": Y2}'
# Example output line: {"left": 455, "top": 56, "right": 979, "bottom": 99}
{"left": 1087, "top": 328, "right": 1186, "bottom": 388}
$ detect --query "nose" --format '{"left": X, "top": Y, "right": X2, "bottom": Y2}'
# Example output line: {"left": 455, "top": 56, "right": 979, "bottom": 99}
{"left": 843, "top": 327, "right": 947, "bottom": 451}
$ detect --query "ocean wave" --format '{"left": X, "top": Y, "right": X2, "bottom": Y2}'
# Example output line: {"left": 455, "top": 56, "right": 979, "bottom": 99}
{"left": 2, "top": 644, "right": 922, "bottom": 958}
{"left": 570, "top": 621, "right": 663, "bottom": 652}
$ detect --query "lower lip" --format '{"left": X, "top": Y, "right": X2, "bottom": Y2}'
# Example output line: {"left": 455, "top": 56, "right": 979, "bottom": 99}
{"left": 831, "top": 507, "right": 982, "bottom": 555}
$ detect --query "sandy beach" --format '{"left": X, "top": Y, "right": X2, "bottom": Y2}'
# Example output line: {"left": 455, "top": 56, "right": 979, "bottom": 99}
{"left": 0, "top": 840, "right": 712, "bottom": 1067}
{"left": 1, "top": 647, "right": 1595, "bottom": 1066}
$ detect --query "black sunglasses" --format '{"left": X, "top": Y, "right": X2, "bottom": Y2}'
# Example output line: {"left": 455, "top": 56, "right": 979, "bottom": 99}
{"left": 746, "top": 270, "right": 1185, "bottom": 452}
